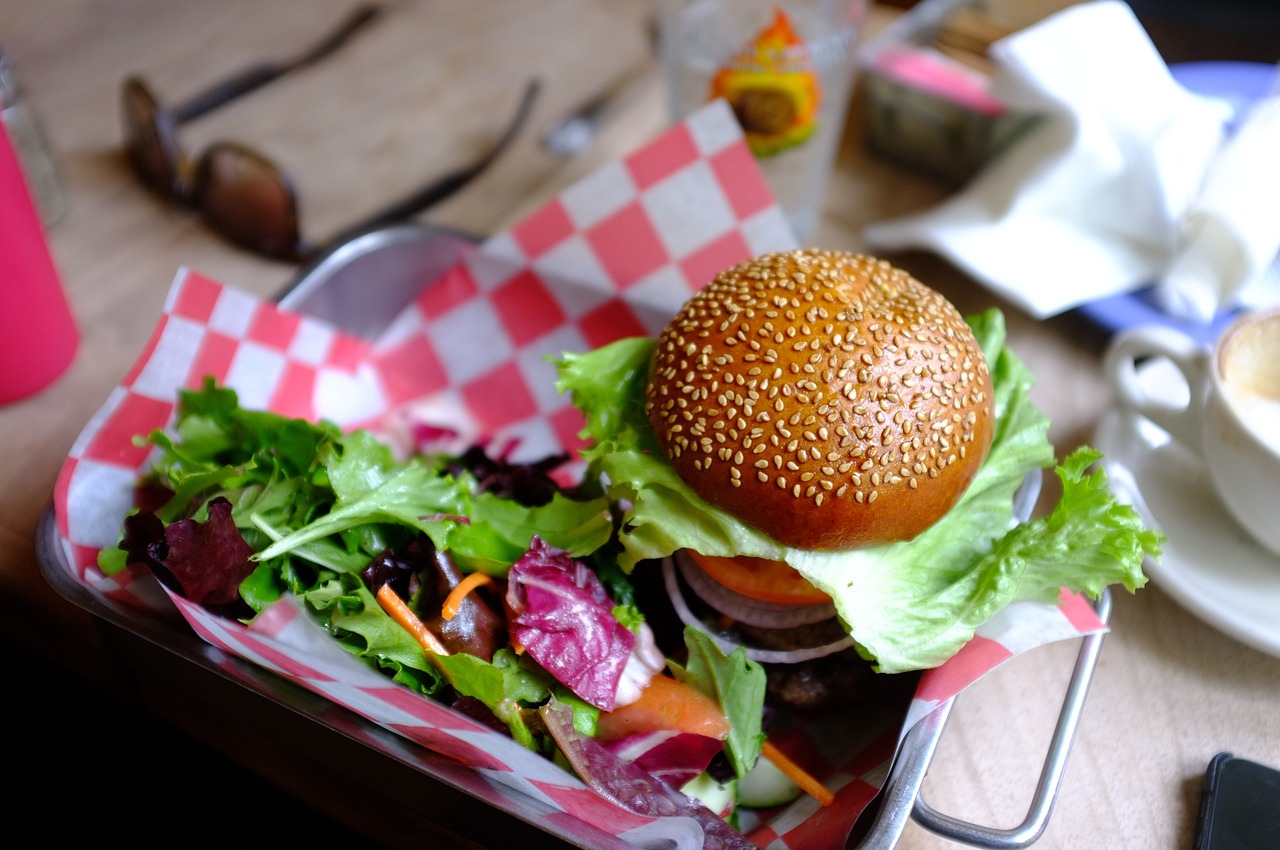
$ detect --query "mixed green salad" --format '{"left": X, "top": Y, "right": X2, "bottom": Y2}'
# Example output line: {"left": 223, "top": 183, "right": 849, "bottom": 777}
{"left": 99, "top": 379, "right": 767, "bottom": 840}
{"left": 98, "top": 307, "right": 1160, "bottom": 839}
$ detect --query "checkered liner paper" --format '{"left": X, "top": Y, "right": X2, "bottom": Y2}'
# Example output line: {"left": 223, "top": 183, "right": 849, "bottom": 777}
{"left": 53, "top": 100, "right": 1106, "bottom": 850}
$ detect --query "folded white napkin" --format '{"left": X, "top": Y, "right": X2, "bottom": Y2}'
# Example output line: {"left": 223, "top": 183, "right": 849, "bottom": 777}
{"left": 1153, "top": 95, "right": 1280, "bottom": 321}
{"left": 862, "top": 0, "right": 1280, "bottom": 322}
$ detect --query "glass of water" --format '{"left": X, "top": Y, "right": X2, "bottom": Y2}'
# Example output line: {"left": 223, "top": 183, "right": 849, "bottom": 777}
{"left": 656, "top": 0, "right": 868, "bottom": 243}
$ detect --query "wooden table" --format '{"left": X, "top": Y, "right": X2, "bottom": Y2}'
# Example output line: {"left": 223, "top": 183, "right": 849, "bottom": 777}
{"left": 2, "top": 1, "right": 1276, "bottom": 847}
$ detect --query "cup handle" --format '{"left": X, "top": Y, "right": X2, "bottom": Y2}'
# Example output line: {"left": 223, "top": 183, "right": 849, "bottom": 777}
{"left": 1103, "top": 326, "right": 1209, "bottom": 450}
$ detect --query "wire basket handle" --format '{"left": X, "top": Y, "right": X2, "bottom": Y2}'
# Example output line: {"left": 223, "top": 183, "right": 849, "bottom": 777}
{"left": 852, "top": 588, "right": 1112, "bottom": 850}
{"left": 912, "top": 588, "right": 1113, "bottom": 848}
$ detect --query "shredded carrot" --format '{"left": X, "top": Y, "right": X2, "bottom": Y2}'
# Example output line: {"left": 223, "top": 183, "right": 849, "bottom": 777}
{"left": 441, "top": 571, "right": 495, "bottom": 621}
{"left": 761, "top": 739, "right": 835, "bottom": 807}
{"left": 376, "top": 584, "right": 449, "bottom": 656}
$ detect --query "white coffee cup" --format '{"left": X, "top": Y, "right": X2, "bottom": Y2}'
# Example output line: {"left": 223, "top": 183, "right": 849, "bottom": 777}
{"left": 1104, "top": 307, "right": 1280, "bottom": 557}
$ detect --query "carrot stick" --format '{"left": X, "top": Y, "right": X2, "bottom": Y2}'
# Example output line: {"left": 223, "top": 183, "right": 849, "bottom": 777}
{"left": 761, "top": 739, "right": 835, "bottom": 807}
{"left": 441, "top": 571, "right": 494, "bottom": 621}
{"left": 376, "top": 584, "right": 449, "bottom": 656}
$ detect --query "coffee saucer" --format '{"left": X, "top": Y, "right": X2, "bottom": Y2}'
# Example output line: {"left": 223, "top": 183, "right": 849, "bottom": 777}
{"left": 1093, "top": 358, "right": 1280, "bottom": 659}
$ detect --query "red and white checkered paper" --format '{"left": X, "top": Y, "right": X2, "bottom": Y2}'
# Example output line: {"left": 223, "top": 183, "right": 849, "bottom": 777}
{"left": 52, "top": 99, "right": 1105, "bottom": 850}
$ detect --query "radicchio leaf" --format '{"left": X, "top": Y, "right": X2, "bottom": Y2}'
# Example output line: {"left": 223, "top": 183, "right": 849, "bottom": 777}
{"left": 447, "top": 442, "right": 570, "bottom": 506}
{"left": 121, "top": 496, "right": 254, "bottom": 617}
{"left": 451, "top": 695, "right": 513, "bottom": 737}
{"left": 600, "top": 730, "right": 725, "bottom": 790}
{"left": 506, "top": 536, "right": 633, "bottom": 711}
{"left": 540, "top": 698, "right": 753, "bottom": 850}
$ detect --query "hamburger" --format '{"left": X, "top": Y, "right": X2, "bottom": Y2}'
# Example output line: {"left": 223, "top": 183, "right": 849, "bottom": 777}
{"left": 555, "top": 249, "right": 1156, "bottom": 701}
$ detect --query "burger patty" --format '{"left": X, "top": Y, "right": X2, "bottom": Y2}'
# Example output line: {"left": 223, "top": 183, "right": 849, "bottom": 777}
{"left": 730, "top": 620, "right": 905, "bottom": 710}
{"left": 733, "top": 616, "right": 849, "bottom": 651}
{"left": 764, "top": 648, "right": 876, "bottom": 711}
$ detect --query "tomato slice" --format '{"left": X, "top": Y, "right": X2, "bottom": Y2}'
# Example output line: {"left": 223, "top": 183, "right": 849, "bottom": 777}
{"left": 687, "top": 551, "right": 831, "bottom": 606}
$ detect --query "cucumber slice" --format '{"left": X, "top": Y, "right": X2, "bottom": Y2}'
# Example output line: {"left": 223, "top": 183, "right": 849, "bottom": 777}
{"left": 681, "top": 772, "right": 738, "bottom": 818}
{"left": 737, "top": 755, "right": 802, "bottom": 808}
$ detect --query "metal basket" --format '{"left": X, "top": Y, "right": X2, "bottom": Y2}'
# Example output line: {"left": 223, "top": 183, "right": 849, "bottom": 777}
{"left": 37, "top": 222, "right": 1110, "bottom": 849}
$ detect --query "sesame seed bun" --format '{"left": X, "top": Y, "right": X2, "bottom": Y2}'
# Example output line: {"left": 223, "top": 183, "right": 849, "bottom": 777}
{"left": 643, "top": 249, "right": 995, "bottom": 551}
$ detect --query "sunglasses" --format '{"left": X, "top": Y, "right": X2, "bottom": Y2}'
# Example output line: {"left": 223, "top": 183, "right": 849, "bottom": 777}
{"left": 122, "top": 5, "right": 538, "bottom": 263}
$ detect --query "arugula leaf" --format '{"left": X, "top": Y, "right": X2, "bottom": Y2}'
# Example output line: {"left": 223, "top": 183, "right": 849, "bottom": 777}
{"left": 254, "top": 457, "right": 465, "bottom": 563}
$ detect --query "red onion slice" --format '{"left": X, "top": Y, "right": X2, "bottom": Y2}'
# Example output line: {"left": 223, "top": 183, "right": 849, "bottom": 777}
{"left": 661, "top": 556, "right": 854, "bottom": 665}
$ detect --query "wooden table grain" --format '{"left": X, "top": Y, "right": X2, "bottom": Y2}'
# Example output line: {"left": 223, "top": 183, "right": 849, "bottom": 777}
{"left": 1, "top": 2, "right": 1276, "bottom": 848}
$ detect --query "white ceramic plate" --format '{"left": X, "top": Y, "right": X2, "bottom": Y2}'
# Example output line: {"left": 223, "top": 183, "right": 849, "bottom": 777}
{"left": 1093, "top": 358, "right": 1280, "bottom": 658}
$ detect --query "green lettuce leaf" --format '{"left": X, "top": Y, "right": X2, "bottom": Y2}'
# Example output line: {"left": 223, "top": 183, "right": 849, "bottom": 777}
{"left": 304, "top": 577, "right": 439, "bottom": 682}
{"left": 672, "top": 627, "right": 766, "bottom": 779}
{"left": 115, "top": 380, "right": 623, "bottom": 753}
{"left": 433, "top": 648, "right": 551, "bottom": 747}
{"left": 556, "top": 310, "right": 1160, "bottom": 673}
{"left": 255, "top": 427, "right": 614, "bottom": 576}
